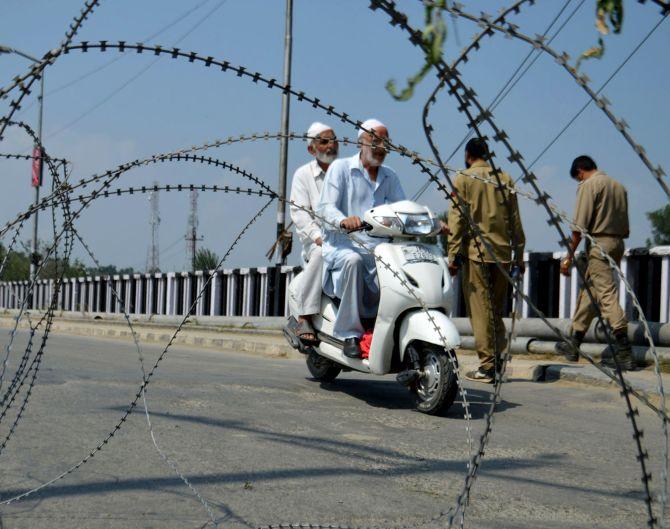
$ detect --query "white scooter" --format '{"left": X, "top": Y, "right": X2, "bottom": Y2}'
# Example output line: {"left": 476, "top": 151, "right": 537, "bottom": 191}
{"left": 284, "top": 200, "right": 461, "bottom": 415}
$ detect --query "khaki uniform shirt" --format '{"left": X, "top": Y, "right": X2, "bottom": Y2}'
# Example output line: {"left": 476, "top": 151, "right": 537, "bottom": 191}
{"left": 573, "top": 171, "right": 629, "bottom": 238}
{"left": 447, "top": 160, "right": 525, "bottom": 264}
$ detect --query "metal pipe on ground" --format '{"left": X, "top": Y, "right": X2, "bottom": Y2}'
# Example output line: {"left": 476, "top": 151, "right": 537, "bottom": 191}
{"left": 451, "top": 318, "right": 670, "bottom": 347}
{"left": 459, "top": 335, "right": 670, "bottom": 366}
{"left": 526, "top": 340, "right": 670, "bottom": 365}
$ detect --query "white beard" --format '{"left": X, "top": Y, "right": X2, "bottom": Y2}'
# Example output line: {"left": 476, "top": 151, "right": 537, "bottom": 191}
{"left": 362, "top": 149, "right": 384, "bottom": 167}
{"left": 315, "top": 151, "right": 337, "bottom": 164}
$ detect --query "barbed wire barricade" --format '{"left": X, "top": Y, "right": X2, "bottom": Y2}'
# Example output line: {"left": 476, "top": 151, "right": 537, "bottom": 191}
{"left": 0, "top": 1, "right": 668, "bottom": 527}
{"left": 0, "top": 131, "right": 663, "bottom": 527}
{"left": 1, "top": 126, "right": 668, "bottom": 520}
{"left": 369, "top": 2, "right": 665, "bottom": 525}
{"left": 1, "top": 118, "right": 667, "bottom": 525}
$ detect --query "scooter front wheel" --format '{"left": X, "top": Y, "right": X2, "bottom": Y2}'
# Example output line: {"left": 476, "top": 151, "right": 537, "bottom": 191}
{"left": 412, "top": 346, "right": 458, "bottom": 415}
{"left": 306, "top": 351, "right": 342, "bottom": 382}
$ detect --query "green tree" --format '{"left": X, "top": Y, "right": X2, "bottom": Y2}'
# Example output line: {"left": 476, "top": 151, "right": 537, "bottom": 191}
{"left": 38, "top": 257, "right": 87, "bottom": 279}
{"left": 194, "top": 248, "right": 220, "bottom": 271}
{"left": 0, "top": 244, "right": 30, "bottom": 281}
{"left": 646, "top": 205, "right": 670, "bottom": 246}
{"left": 87, "top": 264, "right": 135, "bottom": 277}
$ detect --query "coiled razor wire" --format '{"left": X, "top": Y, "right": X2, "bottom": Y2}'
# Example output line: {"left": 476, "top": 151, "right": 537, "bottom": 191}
{"left": 0, "top": 119, "right": 76, "bottom": 404}
{"left": 0, "top": 188, "right": 472, "bottom": 529}
{"left": 370, "top": 1, "right": 664, "bottom": 524}
{"left": 0, "top": 0, "right": 101, "bottom": 141}
{"left": 418, "top": 3, "right": 669, "bottom": 521}
{"left": 0, "top": 136, "right": 480, "bottom": 527}
{"left": 0, "top": 152, "right": 76, "bottom": 459}
{"left": 72, "top": 225, "right": 221, "bottom": 527}
{"left": 1, "top": 129, "right": 668, "bottom": 524}
{"left": 0, "top": 3, "right": 668, "bottom": 525}
{"left": 420, "top": 0, "right": 670, "bottom": 199}
{"left": 0, "top": 133, "right": 660, "bottom": 528}
{"left": 0, "top": 116, "right": 668, "bottom": 524}
{"left": 0, "top": 138, "right": 473, "bottom": 527}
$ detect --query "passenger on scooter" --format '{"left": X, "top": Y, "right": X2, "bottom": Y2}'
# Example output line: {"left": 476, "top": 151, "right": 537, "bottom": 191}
{"left": 317, "top": 118, "right": 405, "bottom": 359}
{"left": 287, "top": 122, "right": 339, "bottom": 344}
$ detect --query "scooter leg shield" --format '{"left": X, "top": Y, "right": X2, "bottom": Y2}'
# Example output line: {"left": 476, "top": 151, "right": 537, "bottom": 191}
{"left": 398, "top": 310, "right": 461, "bottom": 360}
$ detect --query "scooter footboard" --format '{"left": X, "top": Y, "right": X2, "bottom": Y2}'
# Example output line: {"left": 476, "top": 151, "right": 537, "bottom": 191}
{"left": 398, "top": 310, "right": 461, "bottom": 360}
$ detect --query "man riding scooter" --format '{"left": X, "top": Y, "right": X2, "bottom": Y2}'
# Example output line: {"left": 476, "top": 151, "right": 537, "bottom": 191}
{"left": 317, "top": 118, "right": 405, "bottom": 359}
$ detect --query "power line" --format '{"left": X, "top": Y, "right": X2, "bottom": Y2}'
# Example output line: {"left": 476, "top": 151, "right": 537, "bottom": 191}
{"left": 45, "top": 0, "right": 228, "bottom": 139}
{"left": 492, "top": 0, "right": 587, "bottom": 109}
{"left": 413, "top": 0, "right": 580, "bottom": 201}
{"left": 526, "top": 11, "right": 670, "bottom": 172}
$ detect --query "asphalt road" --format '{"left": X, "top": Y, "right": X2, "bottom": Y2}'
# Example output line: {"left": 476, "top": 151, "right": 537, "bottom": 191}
{"left": 0, "top": 332, "right": 666, "bottom": 529}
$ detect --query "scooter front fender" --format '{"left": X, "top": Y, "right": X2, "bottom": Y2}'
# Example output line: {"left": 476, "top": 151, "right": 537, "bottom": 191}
{"left": 399, "top": 310, "right": 461, "bottom": 360}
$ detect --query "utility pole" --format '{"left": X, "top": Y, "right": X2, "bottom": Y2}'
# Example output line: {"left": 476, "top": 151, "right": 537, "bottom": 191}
{"left": 274, "top": 0, "right": 293, "bottom": 266}
{"left": 0, "top": 45, "right": 44, "bottom": 308}
{"left": 269, "top": 0, "right": 293, "bottom": 316}
{"left": 185, "top": 188, "right": 203, "bottom": 272}
{"left": 147, "top": 182, "right": 160, "bottom": 273}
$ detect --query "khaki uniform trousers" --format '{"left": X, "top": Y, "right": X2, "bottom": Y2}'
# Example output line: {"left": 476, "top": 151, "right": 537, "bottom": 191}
{"left": 462, "top": 260, "right": 509, "bottom": 371}
{"left": 572, "top": 236, "right": 627, "bottom": 333}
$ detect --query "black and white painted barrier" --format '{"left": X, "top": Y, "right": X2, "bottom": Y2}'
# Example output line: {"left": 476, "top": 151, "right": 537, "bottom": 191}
{"left": 1, "top": 248, "right": 669, "bottom": 323}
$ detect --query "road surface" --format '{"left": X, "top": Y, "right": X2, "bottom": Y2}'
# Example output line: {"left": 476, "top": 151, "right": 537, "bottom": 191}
{"left": 0, "top": 332, "right": 665, "bottom": 529}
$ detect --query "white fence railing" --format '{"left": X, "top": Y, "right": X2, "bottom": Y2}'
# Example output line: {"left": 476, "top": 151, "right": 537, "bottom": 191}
{"left": 0, "top": 248, "right": 668, "bottom": 323}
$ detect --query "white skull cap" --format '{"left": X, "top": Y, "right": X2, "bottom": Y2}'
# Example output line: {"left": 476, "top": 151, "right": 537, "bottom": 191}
{"left": 306, "top": 122, "right": 333, "bottom": 139}
{"left": 357, "top": 118, "right": 386, "bottom": 139}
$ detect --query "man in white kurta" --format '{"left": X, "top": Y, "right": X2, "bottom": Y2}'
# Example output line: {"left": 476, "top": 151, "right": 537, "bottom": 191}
{"left": 317, "top": 119, "right": 405, "bottom": 358}
{"left": 287, "top": 122, "right": 338, "bottom": 342}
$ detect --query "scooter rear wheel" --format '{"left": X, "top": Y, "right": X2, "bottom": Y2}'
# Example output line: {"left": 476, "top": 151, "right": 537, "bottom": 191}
{"left": 306, "top": 351, "right": 342, "bottom": 382}
{"left": 413, "top": 346, "right": 458, "bottom": 415}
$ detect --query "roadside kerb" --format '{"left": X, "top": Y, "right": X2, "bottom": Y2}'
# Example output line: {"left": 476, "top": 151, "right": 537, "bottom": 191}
{"left": 1, "top": 310, "right": 667, "bottom": 396}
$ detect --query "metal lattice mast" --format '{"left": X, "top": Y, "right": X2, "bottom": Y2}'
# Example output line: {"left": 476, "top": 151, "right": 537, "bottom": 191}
{"left": 185, "top": 188, "right": 200, "bottom": 272}
{"left": 147, "top": 182, "right": 160, "bottom": 273}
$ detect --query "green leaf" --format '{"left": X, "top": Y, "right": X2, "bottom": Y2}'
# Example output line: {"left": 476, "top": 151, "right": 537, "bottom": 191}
{"left": 577, "top": 0, "right": 623, "bottom": 70}
{"left": 576, "top": 37, "right": 605, "bottom": 69}
{"left": 385, "top": 2, "right": 447, "bottom": 101}
{"left": 386, "top": 61, "right": 433, "bottom": 102}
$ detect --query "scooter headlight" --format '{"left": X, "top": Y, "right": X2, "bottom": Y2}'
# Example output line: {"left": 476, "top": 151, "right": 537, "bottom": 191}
{"left": 397, "top": 213, "right": 434, "bottom": 236}
{"left": 373, "top": 215, "right": 404, "bottom": 231}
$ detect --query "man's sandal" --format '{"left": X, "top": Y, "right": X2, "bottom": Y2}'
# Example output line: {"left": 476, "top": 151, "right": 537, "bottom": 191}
{"left": 296, "top": 319, "right": 319, "bottom": 345}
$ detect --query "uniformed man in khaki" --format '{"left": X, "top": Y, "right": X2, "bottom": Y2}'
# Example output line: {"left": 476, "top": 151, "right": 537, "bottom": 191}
{"left": 556, "top": 155, "right": 634, "bottom": 370}
{"left": 448, "top": 138, "right": 525, "bottom": 383}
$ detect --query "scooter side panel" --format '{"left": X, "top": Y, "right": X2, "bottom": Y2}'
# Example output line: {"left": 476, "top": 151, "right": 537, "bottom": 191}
{"left": 317, "top": 341, "right": 372, "bottom": 372}
{"left": 368, "top": 243, "right": 451, "bottom": 374}
{"left": 368, "top": 244, "right": 414, "bottom": 374}
{"left": 398, "top": 309, "right": 461, "bottom": 356}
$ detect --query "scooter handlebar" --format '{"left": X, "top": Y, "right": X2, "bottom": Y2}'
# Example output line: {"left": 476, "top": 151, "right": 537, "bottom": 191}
{"left": 347, "top": 221, "right": 373, "bottom": 233}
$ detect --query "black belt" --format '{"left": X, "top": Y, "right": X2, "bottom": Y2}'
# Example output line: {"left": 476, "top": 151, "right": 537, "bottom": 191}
{"left": 591, "top": 233, "right": 624, "bottom": 238}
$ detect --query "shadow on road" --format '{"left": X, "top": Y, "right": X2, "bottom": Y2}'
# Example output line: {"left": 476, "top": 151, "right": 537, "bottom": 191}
{"left": 313, "top": 377, "right": 519, "bottom": 418}
{"left": 0, "top": 405, "right": 632, "bottom": 510}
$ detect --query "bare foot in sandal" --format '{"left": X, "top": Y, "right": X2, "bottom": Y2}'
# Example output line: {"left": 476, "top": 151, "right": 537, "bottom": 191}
{"left": 296, "top": 316, "right": 318, "bottom": 344}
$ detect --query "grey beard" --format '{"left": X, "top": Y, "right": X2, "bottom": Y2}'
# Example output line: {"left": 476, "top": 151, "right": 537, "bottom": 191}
{"left": 363, "top": 150, "right": 383, "bottom": 167}
{"left": 316, "top": 151, "right": 337, "bottom": 164}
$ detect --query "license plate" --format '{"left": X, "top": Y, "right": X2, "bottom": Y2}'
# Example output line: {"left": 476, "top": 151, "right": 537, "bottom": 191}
{"left": 402, "top": 245, "right": 438, "bottom": 264}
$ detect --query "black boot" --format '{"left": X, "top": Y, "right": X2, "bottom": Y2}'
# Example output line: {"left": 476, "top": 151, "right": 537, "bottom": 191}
{"left": 555, "top": 330, "right": 584, "bottom": 362}
{"left": 343, "top": 338, "right": 362, "bottom": 359}
{"left": 601, "top": 330, "right": 636, "bottom": 371}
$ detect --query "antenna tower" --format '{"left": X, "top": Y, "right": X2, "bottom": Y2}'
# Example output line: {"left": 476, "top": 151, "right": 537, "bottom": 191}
{"left": 147, "top": 181, "right": 161, "bottom": 273}
{"left": 185, "top": 188, "right": 203, "bottom": 272}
